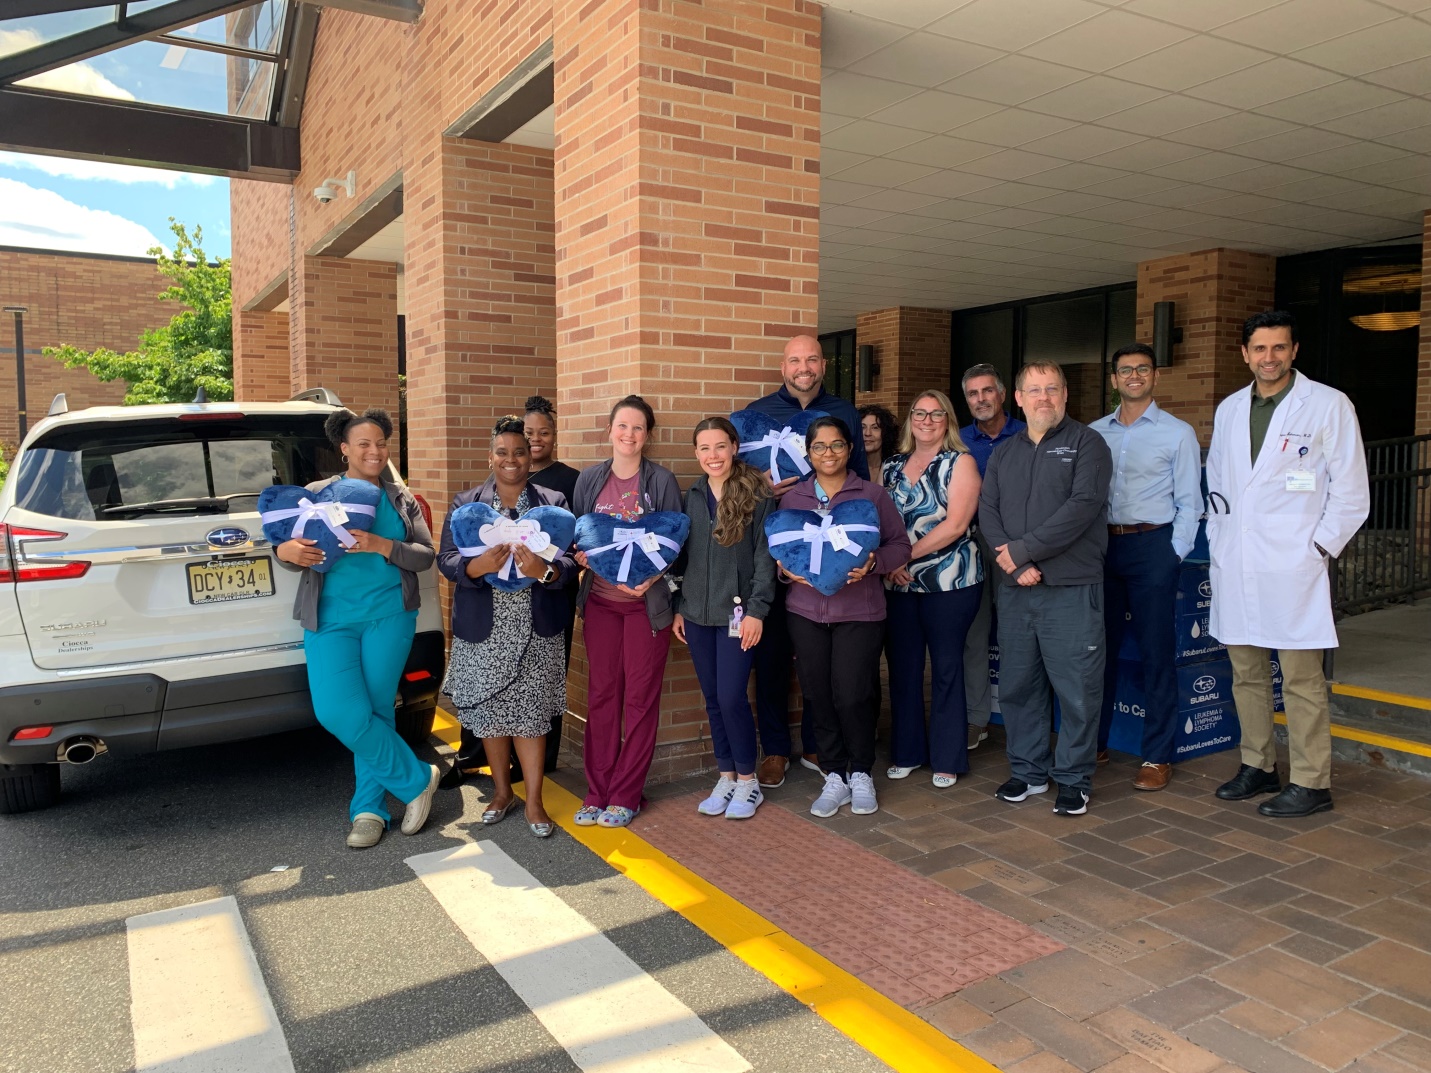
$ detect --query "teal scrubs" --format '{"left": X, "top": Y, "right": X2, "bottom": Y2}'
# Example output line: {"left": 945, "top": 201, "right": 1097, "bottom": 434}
{"left": 303, "top": 491, "right": 430, "bottom": 823}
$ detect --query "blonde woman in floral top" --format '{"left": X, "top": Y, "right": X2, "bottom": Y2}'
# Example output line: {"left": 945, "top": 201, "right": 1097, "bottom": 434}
{"left": 882, "top": 389, "right": 984, "bottom": 789}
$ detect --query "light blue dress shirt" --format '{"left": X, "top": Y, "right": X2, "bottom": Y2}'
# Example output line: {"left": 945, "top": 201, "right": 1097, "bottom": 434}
{"left": 1094, "top": 400, "right": 1202, "bottom": 560}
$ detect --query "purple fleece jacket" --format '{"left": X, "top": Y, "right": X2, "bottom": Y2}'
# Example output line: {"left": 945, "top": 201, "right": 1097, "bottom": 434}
{"left": 777, "top": 472, "right": 911, "bottom": 624}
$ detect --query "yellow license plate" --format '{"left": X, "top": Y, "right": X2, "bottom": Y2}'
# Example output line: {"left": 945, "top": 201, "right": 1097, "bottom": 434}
{"left": 186, "top": 556, "right": 276, "bottom": 605}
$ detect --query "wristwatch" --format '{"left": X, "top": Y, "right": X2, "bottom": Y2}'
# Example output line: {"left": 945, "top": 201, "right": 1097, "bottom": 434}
{"left": 540, "top": 563, "right": 558, "bottom": 585}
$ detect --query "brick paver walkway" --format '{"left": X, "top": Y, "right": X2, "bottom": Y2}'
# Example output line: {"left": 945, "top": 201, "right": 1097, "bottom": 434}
{"left": 594, "top": 736, "right": 1431, "bottom": 1073}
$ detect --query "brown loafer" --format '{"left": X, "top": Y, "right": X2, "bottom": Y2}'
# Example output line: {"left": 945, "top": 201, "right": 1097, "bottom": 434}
{"left": 1133, "top": 762, "right": 1172, "bottom": 791}
{"left": 757, "top": 754, "right": 788, "bottom": 788}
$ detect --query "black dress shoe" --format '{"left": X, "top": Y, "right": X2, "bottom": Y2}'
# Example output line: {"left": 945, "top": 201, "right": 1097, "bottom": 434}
{"left": 1258, "top": 783, "right": 1333, "bottom": 818}
{"left": 1215, "top": 764, "right": 1281, "bottom": 801}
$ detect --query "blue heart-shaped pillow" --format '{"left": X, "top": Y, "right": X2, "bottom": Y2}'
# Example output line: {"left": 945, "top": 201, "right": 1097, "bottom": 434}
{"left": 257, "top": 478, "right": 383, "bottom": 574}
{"left": 730, "top": 408, "right": 828, "bottom": 483}
{"left": 765, "top": 499, "right": 882, "bottom": 596}
{"left": 448, "top": 501, "right": 576, "bottom": 591}
{"left": 575, "top": 511, "right": 691, "bottom": 589}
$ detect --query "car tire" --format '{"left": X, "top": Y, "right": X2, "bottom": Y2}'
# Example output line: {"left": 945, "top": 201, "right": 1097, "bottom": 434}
{"left": 0, "top": 763, "right": 62, "bottom": 815}
{"left": 396, "top": 704, "right": 436, "bottom": 746}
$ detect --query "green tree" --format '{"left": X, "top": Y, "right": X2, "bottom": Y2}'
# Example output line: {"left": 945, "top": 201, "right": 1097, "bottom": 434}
{"left": 45, "top": 220, "right": 233, "bottom": 404}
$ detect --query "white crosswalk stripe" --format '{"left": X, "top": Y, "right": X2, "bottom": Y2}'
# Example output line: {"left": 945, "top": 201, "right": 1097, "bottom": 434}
{"left": 126, "top": 895, "right": 295, "bottom": 1073}
{"left": 406, "top": 841, "right": 752, "bottom": 1073}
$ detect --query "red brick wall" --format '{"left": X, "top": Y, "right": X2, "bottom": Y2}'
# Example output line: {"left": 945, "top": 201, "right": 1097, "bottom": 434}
{"left": 230, "top": 181, "right": 290, "bottom": 311}
{"left": 289, "top": 256, "right": 401, "bottom": 448}
{"left": 552, "top": 0, "right": 821, "bottom": 779}
{"left": 1135, "top": 248, "right": 1276, "bottom": 446}
{"left": 855, "top": 306, "right": 952, "bottom": 418}
{"left": 233, "top": 308, "right": 290, "bottom": 403}
{"left": 1419, "top": 211, "right": 1431, "bottom": 438}
{"left": 0, "top": 249, "right": 169, "bottom": 447}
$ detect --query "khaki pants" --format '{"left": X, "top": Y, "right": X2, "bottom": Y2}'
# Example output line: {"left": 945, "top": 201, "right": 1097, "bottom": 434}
{"left": 1226, "top": 645, "right": 1332, "bottom": 789}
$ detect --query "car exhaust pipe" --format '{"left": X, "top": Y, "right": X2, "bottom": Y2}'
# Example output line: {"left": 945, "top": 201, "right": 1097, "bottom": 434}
{"left": 58, "top": 736, "right": 106, "bottom": 764}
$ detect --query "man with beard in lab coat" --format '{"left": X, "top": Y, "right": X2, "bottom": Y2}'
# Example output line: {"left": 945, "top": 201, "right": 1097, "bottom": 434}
{"left": 1205, "top": 311, "right": 1369, "bottom": 818}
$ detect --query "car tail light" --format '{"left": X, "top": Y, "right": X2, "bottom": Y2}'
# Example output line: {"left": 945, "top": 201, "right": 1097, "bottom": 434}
{"left": 414, "top": 494, "right": 433, "bottom": 532}
{"left": 11, "top": 726, "right": 53, "bottom": 741}
{"left": 0, "top": 525, "right": 91, "bottom": 583}
{"left": 404, "top": 670, "right": 432, "bottom": 682}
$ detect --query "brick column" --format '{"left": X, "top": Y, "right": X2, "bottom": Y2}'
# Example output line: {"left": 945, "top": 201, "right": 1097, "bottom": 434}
{"left": 233, "top": 308, "right": 290, "bottom": 403}
{"left": 855, "top": 306, "right": 953, "bottom": 416}
{"left": 289, "top": 256, "right": 401, "bottom": 445}
{"left": 1418, "top": 210, "right": 1431, "bottom": 438}
{"left": 553, "top": 0, "right": 821, "bottom": 780}
{"left": 1135, "top": 248, "right": 1275, "bottom": 446}
{"left": 402, "top": 136, "right": 557, "bottom": 540}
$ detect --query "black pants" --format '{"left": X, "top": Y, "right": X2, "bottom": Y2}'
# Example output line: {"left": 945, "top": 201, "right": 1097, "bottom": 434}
{"left": 787, "top": 613, "right": 885, "bottom": 777}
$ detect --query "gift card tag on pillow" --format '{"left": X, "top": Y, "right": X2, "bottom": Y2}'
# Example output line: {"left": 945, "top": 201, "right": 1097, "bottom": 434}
{"left": 764, "top": 499, "right": 881, "bottom": 597}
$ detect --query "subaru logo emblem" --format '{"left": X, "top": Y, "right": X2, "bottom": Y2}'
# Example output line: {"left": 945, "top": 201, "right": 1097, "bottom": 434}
{"left": 1198, "top": 580, "right": 1212, "bottom": 598}
{"left": 1270, "top": 661, "right": 1281, "bottom": 676}
{"left": 1193, "top": 675, "right": 1217, "bottom": 694}
{"left": 207, "top": 527, "right": 249, "bottom": 548}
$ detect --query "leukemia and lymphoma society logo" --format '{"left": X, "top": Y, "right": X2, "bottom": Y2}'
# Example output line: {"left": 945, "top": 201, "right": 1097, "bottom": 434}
{"left": 1193, "top": 674, "right": 1217, "bottom": 694}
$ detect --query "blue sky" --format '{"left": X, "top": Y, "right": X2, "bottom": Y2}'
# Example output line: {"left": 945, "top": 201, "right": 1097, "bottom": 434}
{"left": 0, "top": 7, "right": 282, "bottom": 258}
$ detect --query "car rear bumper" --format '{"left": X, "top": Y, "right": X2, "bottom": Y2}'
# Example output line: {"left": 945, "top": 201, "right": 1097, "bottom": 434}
{"left": 0, "top": 630, "right": 446, "bottom": 765}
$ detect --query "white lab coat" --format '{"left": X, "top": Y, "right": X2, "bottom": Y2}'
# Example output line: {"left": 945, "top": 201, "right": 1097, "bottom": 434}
{"left": 1205, "top": 371, "right": 1369, "bottom": 650}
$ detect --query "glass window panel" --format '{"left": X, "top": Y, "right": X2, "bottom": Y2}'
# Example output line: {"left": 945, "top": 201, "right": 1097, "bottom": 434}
{"left": 955, "top": 309, "right": 1013, "bottom": 425}
{"left": 1106, "top": 287, "right": 1136, "bottom": 357}
{"left": 167, "top": 1, "right": 286, "bottom": 54}
{"left": 1024, "top": 295, "right": 1104, "bottom": 367}
{"left": 0, "top": 11, "right": 113, "bottom": 49}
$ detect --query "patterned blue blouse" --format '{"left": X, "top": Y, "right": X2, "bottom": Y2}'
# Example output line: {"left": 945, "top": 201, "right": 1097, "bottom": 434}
{"left": 882, "top": 451, "right": 983, "bottom": 594}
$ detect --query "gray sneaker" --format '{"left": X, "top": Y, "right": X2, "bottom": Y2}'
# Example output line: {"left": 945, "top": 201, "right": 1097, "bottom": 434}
{"left": 968, "top": 725, "right": 989, "bottom": 750}
{"left": 849, "top": 771, "right": 879, "bottom": 815}
{"left": 347, "top": 812, "right": 386, "bottom": 850}
{"left": 810, "top": 772, "right": 852, "bottom": 818}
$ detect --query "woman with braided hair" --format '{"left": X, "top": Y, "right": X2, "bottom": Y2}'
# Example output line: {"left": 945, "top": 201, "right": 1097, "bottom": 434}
{"left": 524, "top": 395, "right": 579, "bottom": 506}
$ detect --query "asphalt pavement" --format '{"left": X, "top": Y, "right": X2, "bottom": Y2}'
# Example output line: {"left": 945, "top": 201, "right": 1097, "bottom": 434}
{"left": 0, "top": 728, "right": 894, "bottom": 1073}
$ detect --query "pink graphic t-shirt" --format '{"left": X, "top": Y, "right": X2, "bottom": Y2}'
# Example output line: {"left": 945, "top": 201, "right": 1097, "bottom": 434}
{"left": 591, "top": 470, "right": 644, "bottom": 603}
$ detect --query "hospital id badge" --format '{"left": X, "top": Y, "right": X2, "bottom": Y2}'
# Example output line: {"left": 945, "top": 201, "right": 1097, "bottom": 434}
{"left": 728, "top": 605, "right": 744, "bottom": 638}
{"left": 1286, "top": 470, "right": 1316, "bottom": 493}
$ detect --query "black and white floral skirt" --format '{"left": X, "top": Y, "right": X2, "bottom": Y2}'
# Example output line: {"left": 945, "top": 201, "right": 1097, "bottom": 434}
{"left": 444, "top": 588, "right": 566, "bottom": 739}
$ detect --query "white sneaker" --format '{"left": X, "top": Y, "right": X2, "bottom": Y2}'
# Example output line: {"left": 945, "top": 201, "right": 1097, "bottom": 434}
{"left": 849, "top": 771, "right": 879, "bottom": 815}
{"left": 698, "top": 776, "right": 738, "bottom": 816}
{"left": 400, "top": 764, "right": 440, "bottom": 835}
{"left": 810, "top": 772, "right": 852, "bottom": 818}
{"left": 725, "top": 779, "right": 763, "bottom": 820}
{"left": 886, "top": 765, "right": 918, "bottom": 779}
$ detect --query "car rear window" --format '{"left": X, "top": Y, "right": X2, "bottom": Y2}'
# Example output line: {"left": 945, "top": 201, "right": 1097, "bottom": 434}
{"left": 11, "top": 414, "right": 344, "bottom": 521}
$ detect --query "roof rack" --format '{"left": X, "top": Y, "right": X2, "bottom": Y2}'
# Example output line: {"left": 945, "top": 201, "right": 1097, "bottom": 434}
{"left": 289, "top": 387, "right": 345, "bottom": 406}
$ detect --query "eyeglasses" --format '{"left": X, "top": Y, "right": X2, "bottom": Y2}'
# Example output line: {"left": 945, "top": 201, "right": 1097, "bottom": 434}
{"left": 1115, "top": 364, "right": 1154, "bottom": 378}
{"left": 809, "top": 441, "right": 850, "bottom": 456}
{"left": 910, "top": 408, "right": 948, "bottom": 422}
{"left": 1020, "top": 386, "right": 1064, "bottom": 399}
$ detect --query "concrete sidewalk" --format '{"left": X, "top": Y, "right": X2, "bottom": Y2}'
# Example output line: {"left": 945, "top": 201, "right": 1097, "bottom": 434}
{"left": 565, "top": 736, "right": 1431, "bottom": 1073}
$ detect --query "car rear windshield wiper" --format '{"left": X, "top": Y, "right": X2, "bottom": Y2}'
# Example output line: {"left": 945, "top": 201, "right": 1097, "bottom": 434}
{"left": 100, "top": 497, "right": 233, "bottom": 517}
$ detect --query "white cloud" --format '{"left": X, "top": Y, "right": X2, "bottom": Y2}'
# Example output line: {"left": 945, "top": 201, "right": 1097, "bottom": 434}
{"left": 0, "top": 150, "right": 218, "bottom": 188}
{"left": 0, "top": 178, "right": 163, "bottom": 256}
{"left": 0, "top": 28, "right": 135, "bottom": 101}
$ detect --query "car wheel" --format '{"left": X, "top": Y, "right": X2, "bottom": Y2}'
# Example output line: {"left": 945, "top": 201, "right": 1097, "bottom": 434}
{"left": 0, "top": 763, "right": 62, "bottom": 815}
{"left": 396, "top": 704, "right": 436, "bottom": 746}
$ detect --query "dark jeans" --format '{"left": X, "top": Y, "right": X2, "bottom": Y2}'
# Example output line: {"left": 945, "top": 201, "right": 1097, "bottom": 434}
{"left": 753, "top": 586, "right": 813, "bottom": 757}
{"left": 685, "top": 620, "right": 758, "bottom": 775}
{"left": 787, "top": 613, "right": 885, "bottom": 777}
{"left": 888, "top": 585, "right": 983, "bottom": 775}
{"left": 997, "top": 583, "right": 1105, "bottom": 793}
{"left": 1098, "top": 527, "right": 1180, "bottom": 764}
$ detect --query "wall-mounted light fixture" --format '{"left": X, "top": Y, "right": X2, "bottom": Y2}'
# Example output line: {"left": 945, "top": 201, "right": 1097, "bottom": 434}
{"left": 857, "top": 343, "right": 877, "bottom": 392}
{"left": 1152, "top": 301, "right": 1182, "bottom": 367}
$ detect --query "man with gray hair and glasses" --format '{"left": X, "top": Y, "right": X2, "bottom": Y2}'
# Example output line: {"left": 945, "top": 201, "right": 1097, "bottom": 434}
{"left": 959, "top": 363, "right": 1025, "bottom": 751}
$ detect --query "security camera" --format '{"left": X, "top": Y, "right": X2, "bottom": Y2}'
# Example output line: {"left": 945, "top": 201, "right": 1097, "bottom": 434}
{"left": 312, "top": 169, "right": 356, "bottom": 205}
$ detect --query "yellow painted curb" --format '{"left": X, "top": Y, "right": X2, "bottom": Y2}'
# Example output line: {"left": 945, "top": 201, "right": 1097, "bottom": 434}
{"left": 1273, "top": 712, "right": 1431, "bottom": 760}
{"left": 1330, "top": 682, "right": 1431, "bottom": 713}
{"left": 432, "top": 709, "right": 999, "bottom": 1073}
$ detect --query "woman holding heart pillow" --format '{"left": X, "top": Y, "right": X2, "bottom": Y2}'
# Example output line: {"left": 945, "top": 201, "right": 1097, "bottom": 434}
{"left": 672, "top": 417, "right": 777, "bottom": 821}
{"left": 778, "top": 416, "right": 911, "bottom": 820}
{"left": 881, "top": 390, "right": 984, "bottom": 791}
{"left": 437, "top": 416, "right": 576, "bottom": 839}
{"left": 275, "top": 407, "right": 441, "bottom": 851}
{"left": 570, "top": 395, "right": 683, "bottom": 829}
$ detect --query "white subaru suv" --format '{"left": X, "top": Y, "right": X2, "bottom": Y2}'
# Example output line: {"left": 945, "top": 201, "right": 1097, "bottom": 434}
{"left": 0, "top": 388, "right": 445, "bottom": 813}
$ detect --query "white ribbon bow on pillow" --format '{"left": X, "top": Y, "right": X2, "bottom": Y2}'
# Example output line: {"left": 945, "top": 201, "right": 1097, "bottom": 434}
{"left": 738, "top": 425, "right": 811, "bottom": 481}
{"left": 458, "top": 517, "right": 553, "bottom": 581}
{"left": 585, "top": 527, "right": 681, "bottom": 584}
{"left": 261, "top": 497, "right": 376, "bottom": 548}
{"left": 768, "top": 514, "right": 879, "bottom": 575}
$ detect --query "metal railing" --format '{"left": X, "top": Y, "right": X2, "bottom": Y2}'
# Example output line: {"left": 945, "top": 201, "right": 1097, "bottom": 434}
{"left": 1333, "top": 433, "right": 1431, "bottom": 615}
